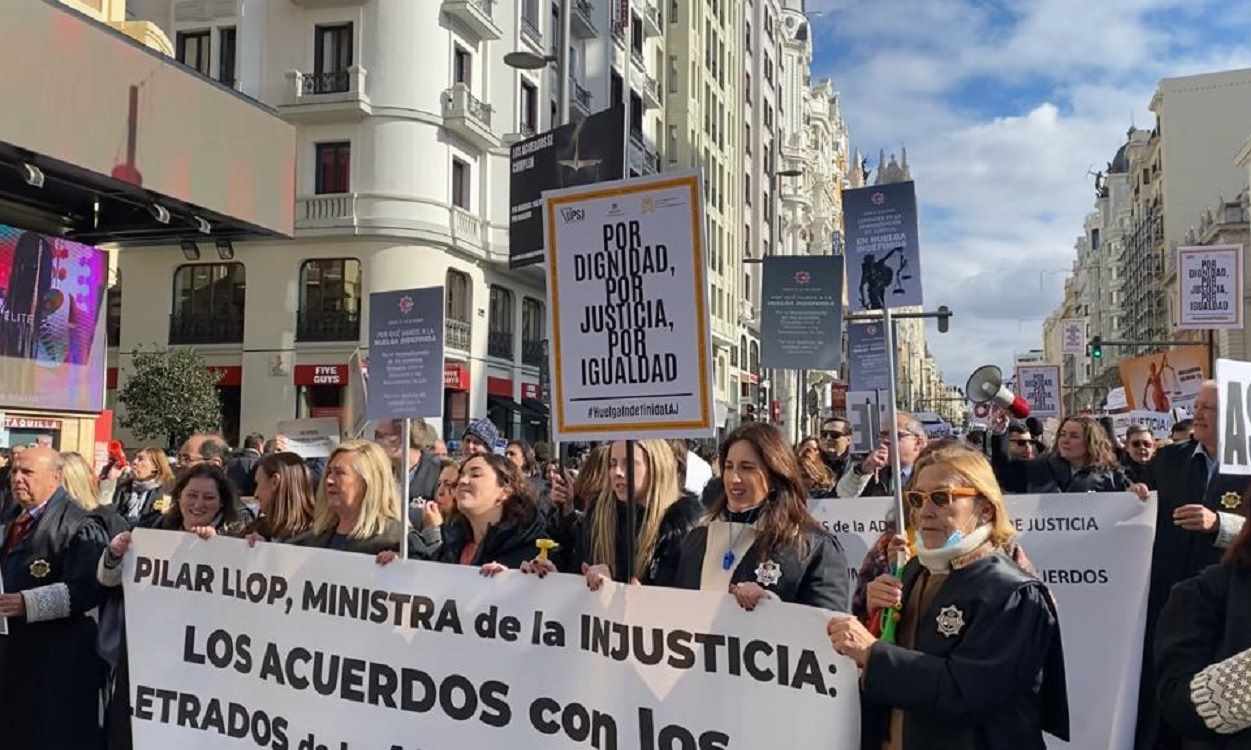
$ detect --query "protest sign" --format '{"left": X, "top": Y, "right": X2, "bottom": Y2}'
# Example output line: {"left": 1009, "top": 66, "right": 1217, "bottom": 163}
{"left": 122, "top": 530, "right": 860, "bottom": 750}
{"left": 1015, "top": 364, "right": 1062, "bottom": 419}
{"left": 543, "top": 171, "right": 715, "bottom": 442}
{"left": 509, "top": 105, "right": 626, "bottom": 268}
{"left": 1111, "top": 410, "right": 1173, "bottom": 440}
{"left": 842, "top": 181, "right": 923, "bottom": 312}
{"left": 1177, "top": 245, "right": 1244, "bottom": 330}
{"left": 847, "top": 322, "right": 891, "bottom": 392}
{"left": 1217, "top": 357, "right": 1251, "bottom": 475}
{"left": 1060, "top": 319, "right": 1086, "bottom": 355}
{"left": 760, "top": 255, "right": 844, "bottom": 371}
{"left": 275, "top": 418, "right": 340, "bottom": 459}
{"left": 1119, "top": 346, "right": 1209, "bottom": 413}
{"left": 810, "top": 492, "right": 1156, "bottom": 750}
{"left": 1105, "top": 386, "right": 1127, "bottom": 412}
{"left": 366, "top": 287, "right": 444, "bottom": 421}
{"left": 846, "top": 389, "right": 887, "bottom": 454}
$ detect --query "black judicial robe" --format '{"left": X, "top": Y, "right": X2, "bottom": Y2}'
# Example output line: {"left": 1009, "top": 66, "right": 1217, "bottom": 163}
{"left": 860, "top": 553, "right": 1069, "bottom": 750}
{"left": 0, "top": 488, "right": 110, "bottom": 750}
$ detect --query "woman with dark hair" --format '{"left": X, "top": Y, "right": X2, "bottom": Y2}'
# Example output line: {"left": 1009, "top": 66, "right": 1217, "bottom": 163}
{"left": 995, "top": 415, "right": 1133, "bottom": 494}
{"left": 426, "top": 453, "right": 547, "bottom": 572}
{"left": 150, "top": 463, "right": 250, "bottom": 536}
{"left": 245, "top": 452, "right": 316, "bottom": 543}
{"left": 1155, "top": 488, "right": 1251, "bottom": 743}
{"left": 671, "top": 422, "right": 850, "bottom": 611}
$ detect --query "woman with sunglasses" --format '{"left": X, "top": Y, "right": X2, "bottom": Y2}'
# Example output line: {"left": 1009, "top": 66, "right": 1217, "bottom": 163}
{"left": 1120, "top": 424, "right": 1157, "bottom": 489}
{"left": 827, "top": 443, "right": 1070, "bottom": 748}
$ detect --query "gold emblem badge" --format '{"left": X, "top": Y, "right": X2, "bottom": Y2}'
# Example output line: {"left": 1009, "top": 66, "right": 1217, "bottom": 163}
{"left": 29, "top": 559, "right": 51, "bottom": 578}
{"left": 153, "top": 496, "right": 172, "bottom": 514}
{"left": 1222, "top": 492, "right": 1242, "bottom": 511}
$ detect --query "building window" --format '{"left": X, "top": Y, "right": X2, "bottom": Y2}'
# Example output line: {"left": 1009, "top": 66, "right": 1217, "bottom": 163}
{"left": 314, "top": 142, "right": 350, "bottom": 194}
{"left": 611, "top": 70, "right": 623, "bottom": 106}
{"left": 170, "top": 263, "right": 245, "bottom": 344}
{"left": 521, "top": 80, "right": 538, "bottom": 134}
{"left": 313, "top": 23, "right": 353, "bottom": 93}
{"left": 488, "top": 287, "right": 515, "bottom": 360}
{"left": 297, "top": 259, "right": 361, "bottom": 342}
{"left": 107, "top": 285, "right": 121, "bottom": 347}
{"left": 522, "top": 297, "right": 545, "bottom": 367}
{"left": 745, "top": 22, "right": 752, "bottom": 53}
{"left": 218, "top": 27, "right": 237, "bottom": 86}
{"left": 446, "top": 269, "right": 472, "bottom": 350}
{"left": 454, "top": 45, "right": 472, "bottom": 85}
{"left": 176, "top": 30, "right": 211, "bottom": 77}
{"left": 452, "top": 158, "right": 470, "bottom": 209}
{"left": 745, "top": 174, "right": 751, "bottom": 206}
{"left": 630, "top": 92, "right": 643, "bottom": 138}
{"left": 631, "top": 13, "right": 644, "bottom": 55}
{"left": 764, "top": 53, "right": 773, "bottom": 85}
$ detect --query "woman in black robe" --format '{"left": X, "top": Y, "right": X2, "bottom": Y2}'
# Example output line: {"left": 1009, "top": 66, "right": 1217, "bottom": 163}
{"left": 671, "top": 422, "right": 849, "bottom": 611}
{"left": 827, "top": 442, "right": 1069, "bottom": 749}
{"left": 993, "top": 414, "right": 1133, "bottom": 493}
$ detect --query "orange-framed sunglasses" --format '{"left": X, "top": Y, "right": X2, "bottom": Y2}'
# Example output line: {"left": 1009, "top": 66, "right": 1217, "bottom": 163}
{"left": 904, "top": 487, "right": 979, "bottom": 510}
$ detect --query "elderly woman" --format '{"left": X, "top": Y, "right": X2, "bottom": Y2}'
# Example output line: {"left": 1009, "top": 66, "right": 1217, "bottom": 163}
{"left": 827, "top": 443, "right": 1069, "bottom": 749}
{"left": 673, "top": 422, "right": 849, "bottom": 611}
{"left": 291, "top": 440, "right": 410, "bottom": 555}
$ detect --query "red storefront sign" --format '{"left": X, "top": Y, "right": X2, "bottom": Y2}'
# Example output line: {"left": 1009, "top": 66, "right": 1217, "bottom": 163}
{"left": 521, "top": 383, "right": 540, "bottom": 400}
{"left": 444, "top": 363, "right": 469, "bottom": 391}
{"left": 294, "top": 365, "right": 349, "bottom": 386}
{"left": 207, "top": 366, "right": 242, "bottom": 387}
{"left": 487, "top": 376, "right": 513, "bottom": 398}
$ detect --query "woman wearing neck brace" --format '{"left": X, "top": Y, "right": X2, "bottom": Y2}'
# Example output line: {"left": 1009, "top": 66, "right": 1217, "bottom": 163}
{"left": 827, "top": 444, "right": 1070, "bottom": 750}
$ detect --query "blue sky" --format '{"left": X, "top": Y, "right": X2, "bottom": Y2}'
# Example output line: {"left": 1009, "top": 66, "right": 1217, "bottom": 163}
{"left": 808, "top": 0, "right": 1251, "bottom": 383}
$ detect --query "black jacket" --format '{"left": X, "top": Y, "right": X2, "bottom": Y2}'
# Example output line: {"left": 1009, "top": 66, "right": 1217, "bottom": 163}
{"left": 567, "top": 494, "right": 704, "bottom": 585}
{"left": 1122, "top": 456, "right": 1155, "bottom": 490}
{"left": 291, "top": 517, "right": 411, "bottom": 556}
{"left": 1156, "top": 562, "right": 1251, "bottom": 748}
{"left": 993, "top": 440, "right": 1130, "bottom": 494}
{"left": 110, "top": 476, "right": 169, "bottom": 529}
{"left": 435, "top": 509, "right": 549, "bottom": 568}
{"left": 860, "top": 553, "right": 1069, "bottom": 750}
{"left": 226, "top": 449, "right": 261, "bottom": 496}
{"left": 672, "top": 521, "right": 850, "bottom": 611}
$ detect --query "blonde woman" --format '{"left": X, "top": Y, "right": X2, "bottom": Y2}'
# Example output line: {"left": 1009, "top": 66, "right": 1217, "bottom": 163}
{"left": 110, "top": 447, "right": 175, "bottom": 528}
{"left": 59, "top": 452, "right": 102, "bottom": 511}
{"left": 523, "top": 439, "right": 702, "bottom": 588}
{"left": 291, "top": 440, "right": 407, "bottom": 555}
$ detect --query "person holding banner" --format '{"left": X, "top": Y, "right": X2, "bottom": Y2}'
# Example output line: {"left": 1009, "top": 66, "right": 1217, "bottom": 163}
{"left": 672, "top": 423, "right": 850, "bottom": 611}
{"left": 1155, "top": 499, "right": 1251, "bottom": 744}
{"left": 827, "top": 444, "right": 1069, "bottom": 749}
{"left": 291, "top": 440, "right": 410, "bottom": 555}
{"left": 993, "top": 415, "right": 1133, "bottom": 494}
{"left": 242, "top": 451, "right": 316, "bottom": 543}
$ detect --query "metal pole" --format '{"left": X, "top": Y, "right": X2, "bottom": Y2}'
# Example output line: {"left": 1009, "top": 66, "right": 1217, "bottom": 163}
{"left": 881, "top": 307, "right": 906, "bottom": 530}
{"left": 557, "top": 0, "right": 571, "bottom": 125}
{"left": 625, "top": 439, "right": 636, "bottom": 581}
{"left": 401, "top": 418, "right": 411, "bottom": 560}
{"left": 621, "top": 9, "right": 631, "bottom": 173}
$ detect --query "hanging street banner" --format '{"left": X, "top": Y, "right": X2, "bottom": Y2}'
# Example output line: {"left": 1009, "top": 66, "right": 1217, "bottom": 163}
{"left": 1118, "top": 346, "right": 1209, "bottom": 413}
{"left": 122, "top": 529, "right": 861, "bottom": 750}
{"left": 542, "top": 171, "right": 715, "bottom": 442}
{"left": 761, "top": 255, "right": 845, "bottom": 371}
{"left": 841, "top": 181, "right": 923, "bottom": 312}
{"left": 509, "top": 105, "right": 626, "bottom": 268}
{"left": 366, "top": 287, "right": 445, "bottom": 421}
{"left": 847, "top": 322, "right": 892, "bottom": 392}
{"left": 1217, "top": 358, "right": 1251, "bottom": 475}
{"left": 1016, "top": 364, "right": 1062, "bottom": 419}
{"left": 1060, "top": 319, "right": 1087, "bottom": 355}
{"left": 1177, "top": 245, "right": 1244, "bottom": 330}
{"left": 810, "top": 492, "right": 1157, "bottom": 750}
{"left": 846, "top": 389, "right": 888, "bottom": 454}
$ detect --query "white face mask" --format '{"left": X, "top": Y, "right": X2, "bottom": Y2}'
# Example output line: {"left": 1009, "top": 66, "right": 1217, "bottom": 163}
{"left": 916, "top": 524, "right": 993, "bottom": 573}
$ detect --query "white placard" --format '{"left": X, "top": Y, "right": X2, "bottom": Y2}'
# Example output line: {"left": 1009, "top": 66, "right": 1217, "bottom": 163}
{"left": 1105, "top": 386, "right": 1128, "bottom": 412}
{"left": 1016, "top": 364, "right": 1062, "bottom": 419}
{"left": 542, "top": 171, "right": 715, "bottom": 441}
{"left": 275, "top": 418, "right": 341, "bottom": 459}
{"left": 1060, "top": 318, "right": 1087, "bottom": 355}
{"left": 1217, "top": 357, "right": 1251, "bottom": 475}
{"left": 1111, "top": 410, "right": 1173, "bottom": 440}
{"left": 1177, "top": 245, "right": 1244, "bottom": 330}
{"left": 810, "top": 492, "right": 1156, "bottom": 750}
{"left": 122, "top": 530, "right": 860, "bottom": 750}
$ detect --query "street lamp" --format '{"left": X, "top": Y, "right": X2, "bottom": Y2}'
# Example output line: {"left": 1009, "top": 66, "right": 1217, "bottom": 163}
{"left": 503, "top": 51, "right": 556, "bottom": 70}
{"left": 504, "top": 0, "right": 572, "bottom": 127}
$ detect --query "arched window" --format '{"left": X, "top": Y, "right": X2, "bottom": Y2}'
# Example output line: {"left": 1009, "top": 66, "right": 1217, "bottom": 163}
{"left": 170, "top": 263, "right": 245, "bottom": 344}
{"left": 446, "top": 269, "right": 472, "bottom": 351}
{"left": 297, "top": 258, "right": 361, "bottom": 341}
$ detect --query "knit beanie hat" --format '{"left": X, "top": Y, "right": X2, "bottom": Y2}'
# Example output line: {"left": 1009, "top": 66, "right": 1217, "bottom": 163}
{"left": 462, "top": 418, "right": 501, "bottom": 450}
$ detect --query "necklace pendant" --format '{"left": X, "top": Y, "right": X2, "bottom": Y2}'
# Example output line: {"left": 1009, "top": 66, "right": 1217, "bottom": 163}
{"left": 722, "top": 550, "right": 736, "bottom": 570}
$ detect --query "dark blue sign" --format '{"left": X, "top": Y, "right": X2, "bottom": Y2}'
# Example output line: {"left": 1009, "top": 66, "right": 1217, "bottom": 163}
{"left": 842, "top": 181, "right": 923, "bottom": 312}
{"left": 847, "top": 321, "right": 893, "bottom": 392}
{"left": 366, "top": 287, "right": 444, "bottom": 421}
{"left": 760, "top": 255, "right": 844, "bottom": 371}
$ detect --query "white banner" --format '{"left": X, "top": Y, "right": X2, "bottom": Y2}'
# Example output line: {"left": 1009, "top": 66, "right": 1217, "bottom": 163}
{"left": 1016, "top": 364, "right": 1063, "bottom": 419}
{"left": 542, "top": 171, "right": 715, "bottom": 442}
{"left": 123, "top": 530, "right": 859, "bottom": 750}
{"left": 276, "top": 418, "right": 341, "bottom": 459}
{"left": 810, "top": 493, "right": 1156, "bottom": 750}
{"left": 1111, "top": 410, "right": 1173, "bottom": 440}
{"left": 1060, "top": 318, "right": 1087, "bottom": 355}
{"left": 1177, "top": 245, "right": 1244, "bottom": 330}
{"left": 1218, "top": 357, "right": 1251, "bottom": 475}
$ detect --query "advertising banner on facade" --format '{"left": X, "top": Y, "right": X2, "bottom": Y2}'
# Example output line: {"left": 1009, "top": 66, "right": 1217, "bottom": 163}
{"left": 509, "top": 105, "right": 626, "bottom": 268}
{"left": 842, "top": 181, "right": 923, "bottom": 312}
{"left": 1060, "top": 318, "right": 1087, "bottom": 355}
{"left": 366, "top": 287, "right": 444, "bottom": 421}
{"left": 1118, "top": 346, "right": 1209, "bottom": 413}
{"left": 122, "top": 530, "right": 861, "bottom": 750}
{"left": 0, "top": 224, "right": 107, "bottom": 413}
{"left": 542, "top": 171, "right": 715, "bottom": 441}
{"left": 1015, "top": 364, "right": 1062, "bottom": 419}
{"left": 1177, "top": 245, "right": 1244, "bottom": 330}
{"left": 809, "top": 492, "right": 1157, "bottom": 750}
{"left": 760, "top": 255, "right": 844, "bottom": 371}
{"left": 847, "top": 322, "right": 892, "bottom": 392}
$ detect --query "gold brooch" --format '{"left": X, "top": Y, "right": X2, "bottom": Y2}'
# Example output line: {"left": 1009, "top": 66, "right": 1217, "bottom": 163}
{"left": 29, "top": 559, "right": 51, "bottom": 578}
{"left": 1221, "top": 492, "right": 1242, "bottom": 511}
{"left": 152, "top": 496, "right": 172, "bottom": 513}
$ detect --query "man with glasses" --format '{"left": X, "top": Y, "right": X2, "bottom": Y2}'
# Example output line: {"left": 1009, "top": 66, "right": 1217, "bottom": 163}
{"left": 1003, "top": 422, "right": 1038, "bottom": 462}
{"left": 835, "top": 413, "right": 927, "bottom": 499}
{"left": 1120, "top": 424, "right": 1156, "bottom": 489}
{"left": 819, "top": 417, "right": 854, "bottom": 479}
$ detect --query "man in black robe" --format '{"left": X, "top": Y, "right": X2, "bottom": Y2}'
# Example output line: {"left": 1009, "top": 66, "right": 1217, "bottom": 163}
{"left": 1135, "top": 382, "right": 1248, "bottom": 749}
{"left": 0, "top": 446, "right": 109, "bottom": 749}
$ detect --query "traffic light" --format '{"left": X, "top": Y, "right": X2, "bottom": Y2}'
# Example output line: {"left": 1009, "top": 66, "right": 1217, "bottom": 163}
{"left": 937, "top": 305, "right": 952, "bottom": 334}
{"left": 1090, "top": 336, "right": 1103, "bottom": 360}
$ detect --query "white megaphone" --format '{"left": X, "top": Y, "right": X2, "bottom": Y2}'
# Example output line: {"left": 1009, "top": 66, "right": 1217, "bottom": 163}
{"left": 965, "top": 365, "right": 1031, "bottom": 419}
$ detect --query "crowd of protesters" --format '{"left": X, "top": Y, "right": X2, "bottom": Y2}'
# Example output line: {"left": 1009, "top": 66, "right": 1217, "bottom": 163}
{"left": 1, "top": 380, "right": 1249, "bottom": 748}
